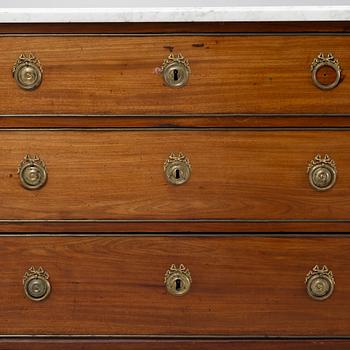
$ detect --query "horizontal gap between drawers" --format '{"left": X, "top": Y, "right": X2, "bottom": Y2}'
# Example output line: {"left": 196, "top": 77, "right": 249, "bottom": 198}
{"left": 3, "top": 113, "right": 350, "bottom": 118}
{"left": 1, "top": 127, "right": 350, "bottom": 131}
{"left": 0, "top": 233, "right": 348, "bottom": 237}
{"left": 2, "top": 33, "right": 350, "bottom": 37}
{"left": 0, "top": 219, "right": 350, "bottom": 225}
{"left": 1, "top": 335, "right": 350, "bottom": 340}
{"left": 1, "top": 219, "right": 350, "bottom": 224}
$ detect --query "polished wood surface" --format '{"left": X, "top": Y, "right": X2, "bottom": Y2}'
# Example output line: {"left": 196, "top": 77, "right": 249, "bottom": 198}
{"left": 0, "top": 129, "right": 350, "bottom": 222}
{"left": 1, "top": 22, "right": 350, "bottom": 34}
{"left": 0, "top": 339, "right": 349, "bottom": 350}
{"left": 1, "top": 36, "right": 350, "bottom": 115}
{"left": 1, "top": 221, "right": 350, "bottom": 233}
{"left": 0, "top": 21, "right": 348, "bottom": 345}
{"left": 3, "top": 115, "right": 350, "bottom": 128}
{"left": 0, "top": 235, "right": 349, "bottom": 335}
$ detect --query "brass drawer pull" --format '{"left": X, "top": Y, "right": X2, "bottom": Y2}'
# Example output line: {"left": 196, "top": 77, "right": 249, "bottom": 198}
{"left": 18, "top": 154, "right": 47, "bottom": 190}
{"left": 307, "top": 154, "right": 336, "bottom": 191}
{"left": 305, "top": 265, "right": 335, "bottom": 301}
{"left": 164, "top": 153, "right": 191, "bottom": 185}
{"left": 164, "top": 264, "right": 191, "bottom": 296}
{"left": 12, "top": 53, "right": 43, "bottom": 90}
{"left": 311, "top": 53, "right": 341, "bottom": 90}
{"left": 23, "top": 266, "right": 51, "bottom": 302}
{"left": 160, "top": 53, "right": 190, "bottom": 88}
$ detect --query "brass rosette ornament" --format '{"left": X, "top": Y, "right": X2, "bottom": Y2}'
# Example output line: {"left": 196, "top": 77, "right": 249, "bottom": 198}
{"left": 18, "top": 154, "right": 47, "bottom": 190}
{"left": 160, "top": 53, "right": 191, "bottom": 88}
{"left": 23, "top": 266, "right": 51, "bottom": 302}
{"left": 307, "top": 154, "right": 337, "bottom": 191}
{"left": 311, "top": 53, "right": 341, "bottom": 90}
{"left": 12, "top": 53, "right": 43, "bottom": 90}
{"left": 164, "top": 152, "right": 191, "bottom": 185}
{"left": 305, "top": 265, "right": 335, "bottom": 301}
{"left": 164, "top": 264, "right": 192, "bottom": 296}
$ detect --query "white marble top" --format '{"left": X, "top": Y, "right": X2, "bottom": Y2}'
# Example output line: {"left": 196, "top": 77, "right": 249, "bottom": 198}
{"left": 0, "top": 0, "right": 350, "bottom": 23}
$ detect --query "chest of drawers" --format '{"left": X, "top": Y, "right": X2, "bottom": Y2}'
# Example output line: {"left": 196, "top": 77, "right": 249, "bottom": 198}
{"left": 0, "top": 18, "right": 349, "bottom": 350}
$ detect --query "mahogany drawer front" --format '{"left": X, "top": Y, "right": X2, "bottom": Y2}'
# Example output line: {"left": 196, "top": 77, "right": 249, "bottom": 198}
{"left": 0, "top": 235, "right": 349, "bottom": 335}
{"left": 2, "top": 129, "right": 350, "bottom": 222}
{"left": 0, "top": 340, "right": 349, "bottom": 350}
{"left": 1, "top": 35, "right": 350, "bottom": 115}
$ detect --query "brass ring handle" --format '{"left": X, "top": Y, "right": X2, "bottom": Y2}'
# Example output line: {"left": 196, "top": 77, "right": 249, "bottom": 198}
{"left": 311, "top": 53, "right": 341, "bottom": 90}
{"left": 23, "top": 266, "right": 51, "bottom": 302}
{"left": 305, "top": 265, "right": 335, "bottom": 301}
{"left": 160, "top": 53, "right": 190, "bottom": 88}
{"left": 164, "top": 153, "right": 191, "bottom": 185}
{"left": 12, "top": 53, "right": 43, "bottom": 90}
{"left": 164, "top": 264, "right": 192, "bottom": 296}
{"left": 307, "top": 154, "right": 337, "bottom": 191}
{"left": 18, "top": 154, "right": 47, "bottom": 190}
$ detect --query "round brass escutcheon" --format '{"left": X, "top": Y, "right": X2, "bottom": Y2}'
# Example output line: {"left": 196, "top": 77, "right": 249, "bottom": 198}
{"left": 18, "top": 155, "right": 47, "bottom": 190}
{"left": 163, "top": 61, "right": 190, "bottom": 88}
{"left": 164, "top": 153, "right": 191, "bottom": 185}
{"left": 305, "top": 265, "right": 335, "bottom": 301}
{"left": 307, "top": 154, "right": 337, "bottom": 192}
{"left": 23, "top": 266, "right": 51, "bottom": 302}
{"left": 309, "top": 164, "right": 336, "bottom": 191}
{"left": 161, "top": 53, "right": 190, "bottom": 88}
{"left": 164, "top": 264, "right": 192, "bottom": 296}
{"left": 311, "top": 53, "right": 341, "bottom": 91}
{"left": 24, "top": 276, "right": 51, "bottom": 301}
{"left": 13, "top": 53, "right": 43, "bottom": 90}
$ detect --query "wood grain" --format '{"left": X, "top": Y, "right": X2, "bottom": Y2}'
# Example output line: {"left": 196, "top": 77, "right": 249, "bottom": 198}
{"left": 1, "top": 36, "right": 350, "bottom": 115}
{"left": 3, "top": 115, "right": 350, "bottom": 129}
{"left": 0, "top": 236, "right": 349, "bottom": 335}
{"left": 2, "top": 221, "right": 350, "bottom": 232}
{"left": 0, "top": 129, "right": 350, "bottom": 222}
{"left": 0, "top": 339, "right": 349, "bottom": 350}
{"left": 0, "top": 22, "right": 350, "bottom": 34}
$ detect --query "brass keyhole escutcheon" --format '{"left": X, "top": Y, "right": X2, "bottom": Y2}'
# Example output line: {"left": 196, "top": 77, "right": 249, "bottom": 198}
{"left": 164, "top": 264, "right": 192, "bottom": 296}
{"left": 307, "top": 154, "right": 336, "bottom": 191}
{"left": 311, "top": 53, "right": 341, "bottom": 90}
{"left": 23, "top": 266, "right": 51, "bottom": 302}
{"left": 305, "top": 265, "right": 335, "bottom": 301}
{"left": 12, "top": 53, "right": 43, "bottom": 90}
{"left": 18, "top": 155, "right": 47, "bottom": 190}
{"left": 160, "top": 53, "right": 190, "bottom": 88}
{"left": 164, "top": 153, "right": 191, "bottom": 185}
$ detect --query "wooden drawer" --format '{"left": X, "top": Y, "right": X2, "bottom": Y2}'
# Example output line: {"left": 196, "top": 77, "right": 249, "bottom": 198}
{"left": 1, "top": 35, "right": 350, "bottom": 115}
{"left": 0, "top": 236, "right": 349, "bottom": 335}
{"left": 0, "top": 340, "right": 349, "bottom": 350}
{"left": 2, "top": 129, "right": 350, "bottom": 224}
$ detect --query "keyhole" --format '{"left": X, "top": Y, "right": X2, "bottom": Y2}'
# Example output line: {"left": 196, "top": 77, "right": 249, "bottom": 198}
{"left": 175, "top": 278, "right": 182, "bottom": 291}
{"left": 175, "top": 168, "right": 181, "bottom": 179}
{"left": 173, "top": 69, "right": 179, "bottom": 81}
